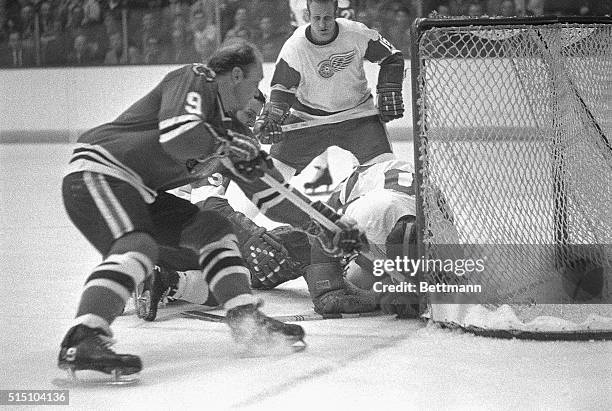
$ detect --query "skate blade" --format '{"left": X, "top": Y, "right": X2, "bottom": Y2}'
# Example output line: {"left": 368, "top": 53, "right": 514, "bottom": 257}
{"left": 236, "top": 336, "right": 307, "bottom": 357}
{"left": 291, "top": 339, "right": 307, "bottom": 352}
{"left": 52, "top": 369, "right": 140, "bottom": 387}
{"left": 135, "top": 290, "right": 150, "bottom": 319}
{"left": 305, "top": 188, "right": 333, "bottom": 196}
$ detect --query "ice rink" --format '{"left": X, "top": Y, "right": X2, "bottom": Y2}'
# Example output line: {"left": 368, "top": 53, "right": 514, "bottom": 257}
{"left": 1, "top": 143, "right": 611, "bottom": 411}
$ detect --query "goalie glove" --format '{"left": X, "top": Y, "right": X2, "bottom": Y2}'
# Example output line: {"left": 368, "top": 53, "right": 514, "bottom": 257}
{"left": 306, "top": 201, "right": 369, "bottom": 257}
{"left": 377, "top": 83, "right": 404, "bottom": 122}
{"left": 224, "top": 211, "right": 310, "bottom": 289}
{"left": 253, "top": 102, "right": 290, "bottom": 144}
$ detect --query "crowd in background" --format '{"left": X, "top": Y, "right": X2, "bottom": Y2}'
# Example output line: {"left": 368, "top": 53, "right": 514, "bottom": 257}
{"left": 1, "top": 0, "right": 610, "bottom": 68}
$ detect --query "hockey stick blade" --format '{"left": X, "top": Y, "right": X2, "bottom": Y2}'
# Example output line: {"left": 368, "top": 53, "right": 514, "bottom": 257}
{"left": 181, "top": 310, "right": 385, "bottom": 322}
{"left": 281, "top": 108, "right": 379, "bottom": 133}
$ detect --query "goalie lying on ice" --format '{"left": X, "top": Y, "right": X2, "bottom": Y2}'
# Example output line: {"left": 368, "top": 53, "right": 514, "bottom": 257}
{"left": 152, "top": 156, "right": 430, "bottom": 318}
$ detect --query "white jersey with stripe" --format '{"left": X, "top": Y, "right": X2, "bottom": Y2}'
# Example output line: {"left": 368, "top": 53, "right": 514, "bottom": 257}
{"left": 329, "top": 159, "right": 416, "bottom": 247}
{"left": 271, "top": 18, "right": 398, "bottom": 117}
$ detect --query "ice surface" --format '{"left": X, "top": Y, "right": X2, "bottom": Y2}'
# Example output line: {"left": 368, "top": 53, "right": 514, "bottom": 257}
{"left": 1, "top": 144, "right": 611, "bottom": 410}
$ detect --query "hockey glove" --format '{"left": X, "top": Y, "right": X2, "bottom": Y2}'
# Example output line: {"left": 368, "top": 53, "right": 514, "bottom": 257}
{"left": 253, "top": 102, "right": 290, "bottom": 144}
{"left": 230, "top": 151, "right": 274, "bottom": 181}
{"left": 306, "top": 201, "right": 369, "bottom": 257}
{"left": 246, "top": 226, "right": 311, "bottom": 289}
{"left": 377, "top": 83, "right": 404, "bottom": 122}
{"left": 223, "top": 129, "right": 261, "bottom": 163}
{"left": 222, "top": 207, "right": 310, "bottom": 289}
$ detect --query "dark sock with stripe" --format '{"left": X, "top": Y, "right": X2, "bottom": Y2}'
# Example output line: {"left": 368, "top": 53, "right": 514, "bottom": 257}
{"left": 210, "top": 272, "right": 252, "bottom": 306}
{"left": 77, "top": 287, "right": 126, "bottom": 325}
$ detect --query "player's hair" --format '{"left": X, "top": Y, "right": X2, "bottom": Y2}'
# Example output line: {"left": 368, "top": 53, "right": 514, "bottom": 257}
{"left": 207, "top": 41, "right": 259, "bottom": 77}
{"left": 306, "top": 0, "right": 338, "bottom": 12}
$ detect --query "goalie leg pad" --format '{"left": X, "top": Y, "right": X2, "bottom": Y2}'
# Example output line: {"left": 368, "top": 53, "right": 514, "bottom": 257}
{"left": 305, "top": 262, "right": 378, "bottom": 314}
{"left": 379, "top": 216, "right": 421, "bottom": 319}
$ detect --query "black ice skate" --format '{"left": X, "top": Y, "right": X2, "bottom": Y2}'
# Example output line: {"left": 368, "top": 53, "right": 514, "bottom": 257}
{"left": 304, "top": 166, "right": 333, "bottom": 194}
{"left": 57, "top": 324, "right": 141, "bottom": 385}
{"left": 226, "top": 302, "right": 306, "bottom": 351}
{"left": 137, "top": 265, "right": 179, "bottom": 321}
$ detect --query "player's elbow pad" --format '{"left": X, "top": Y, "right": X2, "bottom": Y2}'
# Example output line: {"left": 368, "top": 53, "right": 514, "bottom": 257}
{"left": 378, "top": 53, "right": 405, "bottom": 86}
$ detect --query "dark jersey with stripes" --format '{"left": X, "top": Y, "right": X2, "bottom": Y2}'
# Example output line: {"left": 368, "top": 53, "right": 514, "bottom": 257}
{"left": 66, "top": 64, "right": 230, "bottom": 202}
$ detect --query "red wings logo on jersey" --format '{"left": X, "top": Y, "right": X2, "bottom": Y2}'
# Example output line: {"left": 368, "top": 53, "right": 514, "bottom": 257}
{"left": 317, "top": 49, "right": 356, "bottom": 78}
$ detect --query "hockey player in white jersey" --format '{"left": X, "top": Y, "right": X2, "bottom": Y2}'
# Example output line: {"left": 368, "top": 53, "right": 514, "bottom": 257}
{"left": 305, "top": 157, "right": 420, "bottom": 316}
{"left": 254, "top": 0, "right": 404, "bottom": 183}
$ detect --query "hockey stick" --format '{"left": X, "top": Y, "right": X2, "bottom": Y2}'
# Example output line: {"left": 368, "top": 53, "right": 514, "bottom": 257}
{"left": 181, "top": 309, "right": 385, "bottom": 322}
{"left": 280, "top": 109, "right": 380, "bottom": 132}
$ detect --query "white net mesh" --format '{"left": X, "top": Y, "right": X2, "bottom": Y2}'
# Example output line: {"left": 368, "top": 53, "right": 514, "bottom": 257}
{"left": 413, "top": 19, "right": 612, "bottom": 338}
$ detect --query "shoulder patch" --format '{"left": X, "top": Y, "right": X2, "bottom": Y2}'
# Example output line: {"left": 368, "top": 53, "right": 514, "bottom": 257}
{"left": 191, "top": 63, "right": 216, "bottom": 81}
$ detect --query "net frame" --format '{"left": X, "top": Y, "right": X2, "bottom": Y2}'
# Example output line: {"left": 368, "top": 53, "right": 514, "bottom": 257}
{"left": 410, "top": 15, "right": 612, "bottom": 340}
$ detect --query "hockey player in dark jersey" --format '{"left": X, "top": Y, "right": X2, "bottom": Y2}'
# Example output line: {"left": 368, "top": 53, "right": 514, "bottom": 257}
{"left": 58, "top": 42, "right": 313, "bottom": 381}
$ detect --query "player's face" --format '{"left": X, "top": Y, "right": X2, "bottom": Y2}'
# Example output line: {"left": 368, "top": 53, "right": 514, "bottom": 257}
{"left": 308, "top": 1, "right": 337, "bottom": 43}
{"left": 236, "top": 97, "right": 264, "bottom": 127}
{"left": 234, "top": 59, "right": 264, "bottom": 114}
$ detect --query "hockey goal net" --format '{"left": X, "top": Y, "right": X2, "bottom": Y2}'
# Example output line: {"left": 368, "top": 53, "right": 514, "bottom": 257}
{"left": 410, "top": 16, "right": 612, "bottom": 339}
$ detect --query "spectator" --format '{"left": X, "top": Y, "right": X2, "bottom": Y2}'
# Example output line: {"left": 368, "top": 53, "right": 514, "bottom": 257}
{"left": 67, "top": 33, "right": 98, "bottom": 65}
{"left": 485, "top": 0, "right": 501, "bottom": 15}
{"left": 138, "top": 11, "right": 161, "bottom": 50}
{"left": 254, "top": 0, "right": 293, "bottom": 35}
{"left": 83, "top": 0, "right": 102, "bottom": 25}
{"left": 499, "top": 0, "right": 515, "bottom": 16}
{"left": 467, "top": 2, "right": 484, "bottom": 16}
{"left": 252, "top": 15, "right": 286, "bottom": 62}
{"left": 449, "top": 0, "right": 469, "bottom": 15}
{"left": 161, "top": 0, "right": 188, "bottom": 33}
{"left": 164, "top": 23, "right": 197, "bottom": 63}
{"left": 386, "top": 6, "right": 411, "bottom": 55}
{"left": 579, "top": 3, "right": 590, "bottom": 15}
{"left": 65, "top": 4, "right": 87, "bottom": 44}
{"left": 104, "top": 30, "right": 126, "bottom": 64}
{"left": 0, "top": 6, "right": 8, "bottom": 44}
{"left": 219, "top": 0, "right": 247, "bottom": 37}
{"left": 19, "top": 4, "right": 35, "bottom": 41}
{"left": 102, "top": 11, "right": 120, "bottom": 37}
{"left": 190, "top": 9, "right": 217, "bottom": 61}
{"left": 39, "top": 1, "right": 54, "bottom": 36}
{"left": 223, "top": 6, "right": 251, "bottom": 43}
{"left": 103, "top": 0, "right": 123, "bottom": 21}
{"left": 525, "top": 0, "right": 543, "bottom": 15}
{"left": 41, "top": 16, "right": 67, "bottom": 66}
{"left": 437, "top": 3, "right": 451, "bottom": 15}
{"left": 126, "top": 43, "right": 141, "bottom": 63}
{"left": 3, "top": 31, "right": 36, "bottom": 67}
{"left": 142, "top": 35, "right": 163, "bottom": 63}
